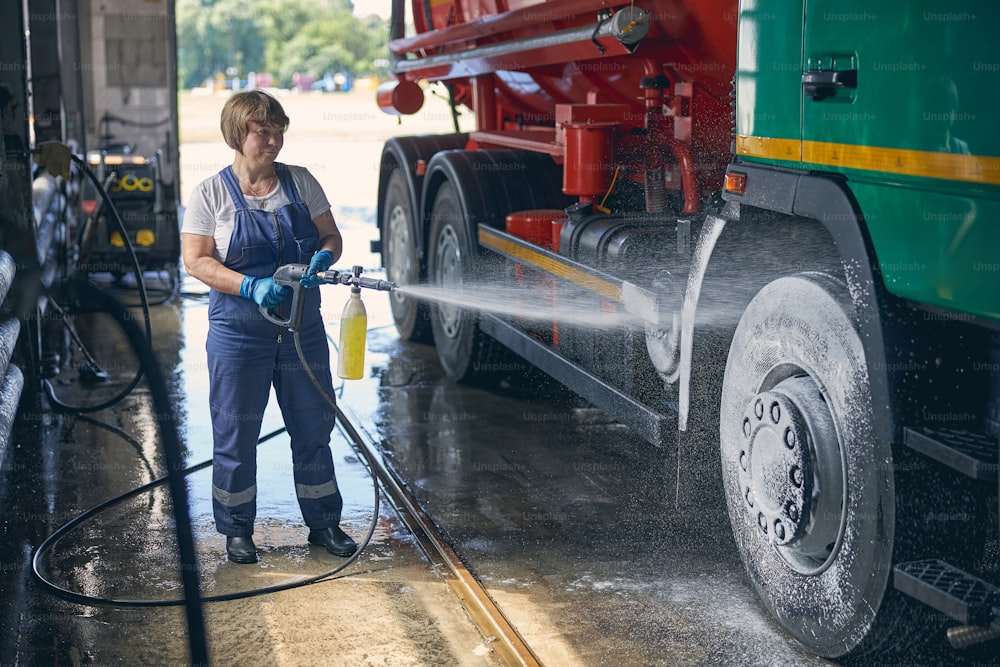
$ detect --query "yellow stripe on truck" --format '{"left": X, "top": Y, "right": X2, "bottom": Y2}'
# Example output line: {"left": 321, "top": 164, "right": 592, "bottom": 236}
{"left": 736, "top": 135, "right": 1000, "bottom": 186}
{"left": 735, "top": 135, "right": 801, "bottom": 162}
{"left": 478, "top": 227, "right": 622, "bottom": 301}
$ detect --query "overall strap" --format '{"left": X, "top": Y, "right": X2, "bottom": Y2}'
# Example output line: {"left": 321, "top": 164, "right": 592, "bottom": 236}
{"left": 219, "top": 166, "right": 250, "bottom": 211}
{"left": 273, "top": 162, "right": 304, "bottom": 204}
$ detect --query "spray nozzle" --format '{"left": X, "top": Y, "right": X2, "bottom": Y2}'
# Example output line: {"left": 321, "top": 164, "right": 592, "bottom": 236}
{"left": 316, "top": 265, "right": 396, "bottom": 292}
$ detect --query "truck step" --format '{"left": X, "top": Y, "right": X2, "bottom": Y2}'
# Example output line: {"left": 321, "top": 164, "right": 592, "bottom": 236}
{"left": 894, "top": 559, "right": 1000, "bottom": 626}
{"left": 903, "top": 426, "right": 998, "bottom": 481}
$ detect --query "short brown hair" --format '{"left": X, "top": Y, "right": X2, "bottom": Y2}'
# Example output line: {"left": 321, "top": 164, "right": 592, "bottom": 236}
{"left": 220, "top": 91, "right": 290, "bottom": 151}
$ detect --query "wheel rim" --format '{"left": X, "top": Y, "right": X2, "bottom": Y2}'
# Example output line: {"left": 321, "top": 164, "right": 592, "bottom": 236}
{"left": 433, "top": 223, "right": 463, "bottom": 339}
{"left": 386, "top": 204, "right": 411, "bottom": 308}
{"left": 739, "top": 373, "right": 845, "bottom": 575}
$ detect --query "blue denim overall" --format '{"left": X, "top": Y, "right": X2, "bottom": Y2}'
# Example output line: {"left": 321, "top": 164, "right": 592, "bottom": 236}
{"left": 207, "top": 162, "right": 342, "bottom": 537}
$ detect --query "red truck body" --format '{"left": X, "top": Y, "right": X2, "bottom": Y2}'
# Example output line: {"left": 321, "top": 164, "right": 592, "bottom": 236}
{"left": 381, "top": 0, "right": 735, "bottom": 214}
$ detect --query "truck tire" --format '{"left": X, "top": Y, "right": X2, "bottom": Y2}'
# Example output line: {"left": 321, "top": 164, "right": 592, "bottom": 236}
{"left": 719, "top": 272, "right": 894, "bottom": 658}
{"left": 427, "top": 181, "right": 503, "bottom": 383}
{"left": 381, "top": 168, "right": 432, "bottom": 342}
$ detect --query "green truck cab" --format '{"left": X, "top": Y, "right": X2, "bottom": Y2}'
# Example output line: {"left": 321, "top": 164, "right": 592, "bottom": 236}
{"left": 723, "top": 1, "right": 999, "bottom": 657}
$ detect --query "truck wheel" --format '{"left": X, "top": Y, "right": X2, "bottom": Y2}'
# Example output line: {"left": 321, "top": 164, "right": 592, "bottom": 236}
{"left": 427, "top": 181, "right": 499, "bottom": 382}
{"left": 719, "top": 272, "right": 894, "bottom": 658}
{"left": 381, "top": 169, "right": 431, "bottom": 342}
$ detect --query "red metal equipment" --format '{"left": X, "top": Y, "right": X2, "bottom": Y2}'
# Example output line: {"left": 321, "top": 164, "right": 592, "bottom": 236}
{"left": 377, "top": 0, "right": 737, "bottom": 211}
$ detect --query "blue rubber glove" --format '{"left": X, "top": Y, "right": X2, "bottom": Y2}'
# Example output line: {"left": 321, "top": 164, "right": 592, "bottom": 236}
{"left": 240, "top": 275, "right": 290, "bottom": 308}
{"left": 301, "top": 249, "right": 334, "bottom": 288}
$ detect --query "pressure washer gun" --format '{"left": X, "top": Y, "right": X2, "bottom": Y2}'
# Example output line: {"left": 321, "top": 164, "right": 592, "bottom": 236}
{"left": 258, "top": 263, "right": 396, "bottom": 331}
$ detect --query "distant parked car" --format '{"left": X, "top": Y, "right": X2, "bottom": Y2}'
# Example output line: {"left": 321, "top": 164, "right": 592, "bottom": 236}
{"left": 292, "top": 73, "right": 315, "bottom": 92}
{"left": 312, "top": 72, "right": 353, "bottom": 93}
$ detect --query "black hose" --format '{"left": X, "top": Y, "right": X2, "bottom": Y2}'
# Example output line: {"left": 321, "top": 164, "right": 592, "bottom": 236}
{"left": 33, "top": 305, "right": 382, "bottom": 606}
{"left": 445, "top": 83, "right": 461, "bottom": 134}
{"left": 33, "top": 423, "right": 381, "bottom": 604}
{"left": 40, "top": 153, "right": 154, "bottom": 413}
{"left": 74, "top": 413, "right": 159, "bottom": 484}
{"left": 96, "top": 268, "right": 179, "bottom": 307}
{"left": 34, "top": 278, "right": 209, "bottom": 664}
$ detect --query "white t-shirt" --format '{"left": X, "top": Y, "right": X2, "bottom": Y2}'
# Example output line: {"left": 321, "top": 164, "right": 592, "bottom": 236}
{"left": 182, "top": 164, "right": 331, "bottom": 263}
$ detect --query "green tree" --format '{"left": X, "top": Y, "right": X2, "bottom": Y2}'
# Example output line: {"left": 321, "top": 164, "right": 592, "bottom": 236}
{"left": 210, "top": 0, "right": 266, "bottom": 76}
{"left": 264, "top": 5, "right": 388, "bottom": 86}
{"left": 176, "top": 0, "right": 267, "bottom": 88}
{"left": 257, "top": 0, "right": 317, "bottom": 83}
{"left": 177, "top": 0, "right": 389, "bottom": 90}
{"left": 275, "top": 14, "right": 355, "bottom": 85}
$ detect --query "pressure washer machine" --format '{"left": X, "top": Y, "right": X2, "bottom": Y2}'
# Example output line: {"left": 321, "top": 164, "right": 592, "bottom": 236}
{"left": 79, "top": 149, "right": 180, "bottom": 278}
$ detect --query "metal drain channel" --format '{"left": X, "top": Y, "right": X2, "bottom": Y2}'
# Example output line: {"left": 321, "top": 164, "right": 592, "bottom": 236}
{"left": 334, "top": 402, "right": 543, "bottom": 667}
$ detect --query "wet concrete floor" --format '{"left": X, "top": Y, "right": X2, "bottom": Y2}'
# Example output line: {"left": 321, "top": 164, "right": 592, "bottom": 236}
{"left": 0, "top": 407, "right": 497, "bottom": 666}
{"left": 0, "top": 212, "right": 499, "bottom": 666}
{"left": 4, "top": 216, "right": 994, "bottom": 666}
{"left": 4, "top": 144, "right": 998, "bottom": 664}
{"left": 345, "top": 327, "right": 831, "bottom": 667}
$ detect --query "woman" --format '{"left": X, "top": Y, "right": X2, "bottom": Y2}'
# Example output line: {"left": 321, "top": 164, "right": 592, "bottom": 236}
{"left": 182, "top": 90, "right": 356, "bottom": 564}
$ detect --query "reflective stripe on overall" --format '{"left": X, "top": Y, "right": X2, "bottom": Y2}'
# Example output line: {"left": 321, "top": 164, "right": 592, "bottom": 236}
{"left": 207, "top": 162, "right": 342, "bottom": 537}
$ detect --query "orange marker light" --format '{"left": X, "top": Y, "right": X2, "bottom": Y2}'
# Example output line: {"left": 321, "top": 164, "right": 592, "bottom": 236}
{"left": 724, "top": 172, "right": 747, "bottom": 195}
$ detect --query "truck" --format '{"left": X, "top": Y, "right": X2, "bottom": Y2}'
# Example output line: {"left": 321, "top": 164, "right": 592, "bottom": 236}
{"left": 373, "top": 0, "right": 1000, "bottom": 659}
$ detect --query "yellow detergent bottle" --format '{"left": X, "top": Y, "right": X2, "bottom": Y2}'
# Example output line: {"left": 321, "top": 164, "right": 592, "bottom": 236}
{"left": 337, "top": 285, "right": 367, "bottom": 380}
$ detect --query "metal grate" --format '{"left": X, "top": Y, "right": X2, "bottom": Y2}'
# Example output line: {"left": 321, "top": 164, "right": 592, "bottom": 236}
{"left": 904, "top": 426, "right": 998, "bottom": 480}
{"left": 895, "top": 559, "right": 1000, "bottom": 626}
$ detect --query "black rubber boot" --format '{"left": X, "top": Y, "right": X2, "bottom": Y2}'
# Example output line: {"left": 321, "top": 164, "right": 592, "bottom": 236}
{"left": 307, "top": 526, "right": 357, "bottom": 557}
{"left": 226, "top": 536, "right": 259, "bottom": 564}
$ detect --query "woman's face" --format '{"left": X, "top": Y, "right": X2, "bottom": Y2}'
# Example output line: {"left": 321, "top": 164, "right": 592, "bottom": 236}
{"left": 241, "top": 120, "right": 284, "bottom": 165}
